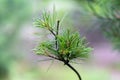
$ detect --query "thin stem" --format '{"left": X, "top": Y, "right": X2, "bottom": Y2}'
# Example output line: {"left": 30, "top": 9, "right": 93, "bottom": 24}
{"left": 48, "top": 28, "right": 56, "bottom": 37}
{"left": 48, "top": 55, "right": 59, "bottom": 60}
{"left": 56, "top": 20, "right": 60, "bottom": 35}
{"left": 55, "top": 20, "right": 60, "bottom": 50}
{"left": 37, "top": 59, "right": 54, "bottom": 62}
{"left": 66, "top": 63, "right": 82, "bottom": 80}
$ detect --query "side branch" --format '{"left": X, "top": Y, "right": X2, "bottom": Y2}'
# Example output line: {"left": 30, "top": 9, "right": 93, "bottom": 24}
{"left": 48, "top": 28, "right": 56, "bottom": 37}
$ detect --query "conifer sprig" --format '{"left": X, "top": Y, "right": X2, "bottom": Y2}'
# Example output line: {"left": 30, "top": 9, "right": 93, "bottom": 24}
{"left": 34, "top": 8, "right": 92, "bottom": 80}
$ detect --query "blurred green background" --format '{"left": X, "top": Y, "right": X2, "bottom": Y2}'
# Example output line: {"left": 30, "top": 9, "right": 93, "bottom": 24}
{"left": 0, "top": 0, "right": 120, "bottom": 80}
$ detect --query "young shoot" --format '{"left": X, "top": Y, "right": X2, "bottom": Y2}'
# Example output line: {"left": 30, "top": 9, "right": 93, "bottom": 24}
{"left": 34, "top": 8, "right": 92, "bottom": 80}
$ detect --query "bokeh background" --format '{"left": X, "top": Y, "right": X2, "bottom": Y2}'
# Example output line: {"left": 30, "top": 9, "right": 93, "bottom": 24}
{"left": 0, "top": 0, "right": 120, "bottom": 80}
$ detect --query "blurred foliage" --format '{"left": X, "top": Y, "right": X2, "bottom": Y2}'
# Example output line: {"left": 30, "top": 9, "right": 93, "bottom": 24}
{"left": 0, "top": 0, "right": 31, "bottom": 25}
{"left": 0, "top": 63, "right": 9, "bottom": 80}
{"left": 0, "top": 0, "right": 31, "bottom": 52}
{"left": 0, "top": 0, "right": 32, "bottom": 79}
{"left": 75, "top": 0, "right": 120, "bottom": 50}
